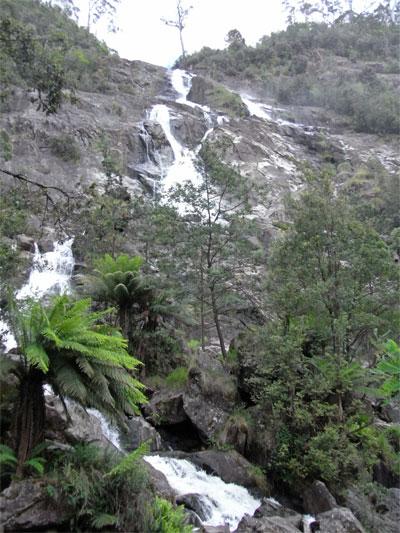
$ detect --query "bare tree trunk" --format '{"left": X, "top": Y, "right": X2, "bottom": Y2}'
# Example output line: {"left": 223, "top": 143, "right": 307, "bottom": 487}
{"left": 179, "top": 27, "right": 186, "bottom": 58}
{"left": 210, "top": 285, "right": 227, "bottom": 358}
{"left": 200, "top": 252, "right": 205, "bottom": 351}
{"left": 13, "top": 369, "right": 45, "bottom": 476}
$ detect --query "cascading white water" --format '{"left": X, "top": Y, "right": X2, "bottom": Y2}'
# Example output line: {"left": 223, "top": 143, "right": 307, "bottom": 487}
{"left": 242, "top": 94, "right": 316, "bottom": 135}
{"left": 0, "top": 238, "right": 122, "bottom": 449}
{"left": 0, "top": 239, "right": 75, "bottom": 352}
{"left": 170, "top": 69, "right": 194, "bottom": 104}
{"left": 149, "top": 104, "right": 202, "bottom": 191}
{"left": 148, "top": 69, "right": 218, "bottom": 192}
{"left": 143, "top": 455, "right": 261, "bottom": 530}
{"left": 17, "top": 238, "right": 75, "bottom": 300}
{"left": 87, "top": 408, "right": 121, "bottom": 450}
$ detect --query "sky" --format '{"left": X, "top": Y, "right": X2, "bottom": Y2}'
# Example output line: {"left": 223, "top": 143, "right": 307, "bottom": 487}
{"left": 77, "top": 0, "right": 287, "bottom": 67}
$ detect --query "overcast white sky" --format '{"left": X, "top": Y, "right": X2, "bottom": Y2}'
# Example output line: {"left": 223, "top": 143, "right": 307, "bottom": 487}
{"left": 74, "top": 0, "right": 377, "bottom": 67}
{"left": 77, "top": 0, "right": 287, "bottom": 67}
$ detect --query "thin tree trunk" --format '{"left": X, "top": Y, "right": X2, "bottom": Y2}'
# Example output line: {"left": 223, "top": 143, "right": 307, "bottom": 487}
{"left": 200, "top": 252, "right": 205, "bottom": 351}
{"left": 12, "top": 369, "right": 45, "bottom": 476}
{"left": 210, "top": 285, "right": 227, "bottom": 358}
{"left": 179, "top": 28, "right": 186, "bottom": 58}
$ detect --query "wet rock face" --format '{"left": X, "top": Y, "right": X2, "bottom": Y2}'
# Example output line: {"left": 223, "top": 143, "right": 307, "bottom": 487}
{"left": 177, "top": 493, "right": 210, "bottom": 521}
{"left": 45, "top": 394, "right": 114, "bottom": 449}
{"left": 186, "top": 449, "right": 261, "bottom": 490}
{"left": 0, "top": 479, "right": 68, "bottom": 531}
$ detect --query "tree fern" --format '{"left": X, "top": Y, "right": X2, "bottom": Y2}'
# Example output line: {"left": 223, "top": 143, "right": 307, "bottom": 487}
{"left": 5, "top": 295, "right": 147, "bottom": 468}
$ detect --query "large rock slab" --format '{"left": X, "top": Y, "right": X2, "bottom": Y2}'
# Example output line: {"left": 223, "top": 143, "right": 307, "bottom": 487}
{"left": 253, "top": 498, "right": 302, "bottom": 529}
{"left": 303, "top": 480, "right": 337, "bottom": 515}
{"left": 121, "top": 415, "right": 163, "bottom": 452}
{"left": 317, "top": 507, "right": 366, "bottom": 533}
{"left": 235, "top": 514, "right": 300, "bottom": 532}
{"left": 45, "top": 395, "right": 112, "bottom": 448}
{"left": 186, "top": 449, "right": 260, "bottom": 489}
{"left": 345, "top": 485, "right": 400, "bottom": 533}
{"left": 0, "top": 480, "right": 68, "bottom": 531}
{"left": 143, "top": 390, "right": 187, "bottom": 425}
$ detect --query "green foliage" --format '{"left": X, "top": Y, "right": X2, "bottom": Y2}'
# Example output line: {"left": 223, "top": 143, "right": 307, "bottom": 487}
{"left": 0, "top": 130, "right": 12, "bottom": 161}
{"left": 0, "top": 0, "right": 112, "bottom": 112}
{"left": 48, "top": 134, "right": 81, "bottom": 162}
{"left": 50, "top": 443, "right": 153, "bottom": 532}
{"left": 0, "top": 444, "right": 46, "bottom": 477}
{"left": 152, "top": 497, "right": 192, "bottom": 533}
{"left": 106, "top": 442, "right": 149, "bottom": 478}
{"left": 9, "top": 295, "right": 147, "bottom": 422}
{"left": 94, "top": 254, "right": 144, "bottom": 276}
{"left": 372, "top": 340, "right": 400, "bottom": 400}
{"left": 165, "top": 366, "right": 188, "bottom": 389}
{"left": 180, "top": 18, "right": 400, "bottom": 133}
{"left": 235, "top": 172, "right": 399, "bottom": 494}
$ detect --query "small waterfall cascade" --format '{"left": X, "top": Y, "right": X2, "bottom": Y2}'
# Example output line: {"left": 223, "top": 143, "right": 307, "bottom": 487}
{"left": 0, "top": 239, "right": 75, "bottom": 352}
{"left": 143, "top": 455, "right": 261, "bottom": 530}
{"left": 0, "top": 238, "right": 122, "bottom": 451}
{"left": 87, "top": 408, "right": 121, "bottom": 450}
{"left": 148, "top": 69, "right": 219, "bottom": 192}
{"left": 241, "top": 94, "right": 317, "bottom": 135}
{"left": 170, "top": 69, "right": 194, "bottom": 104}
{"left": 303, "top": 514, "right": 317, "bottom": 532}
{"left": 17, "top": 238, "right": 75, "bottom": 300}
{"left": 139, "top": 123, "right": 154, "bottom": 163}
{"left": 149, "top": 104, "right": 202, "bottom": 191}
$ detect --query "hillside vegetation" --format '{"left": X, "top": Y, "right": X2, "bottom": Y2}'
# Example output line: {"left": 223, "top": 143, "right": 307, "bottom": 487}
{"left": 180, "top": 15, "right": 400, "bottom": 133}
{"left": 0, "top": 1, "right": 399, "bottom": 532}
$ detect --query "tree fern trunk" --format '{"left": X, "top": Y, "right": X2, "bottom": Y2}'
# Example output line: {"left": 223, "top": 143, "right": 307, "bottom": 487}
{"left": 12, "top": 369, "right": 45, "bottom": 475}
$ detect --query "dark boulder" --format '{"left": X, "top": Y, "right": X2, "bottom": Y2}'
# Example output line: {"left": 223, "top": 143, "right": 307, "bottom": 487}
{"left": 120, "top": 415, "right": 163, "bottom": 452}
{"left": 143, "top": 390, "right": 187, "bottom": 426}
{"left": 303, "top": 480, "right": 337, "bottom": 515}
{"left": 177, "top": 493, "right": 211, "bottom": 522}
{"left": 186, "top": 449, "right": 262, "bottom": 490}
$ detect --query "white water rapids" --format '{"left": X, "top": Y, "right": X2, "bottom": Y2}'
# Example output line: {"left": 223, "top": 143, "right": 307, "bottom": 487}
{"left": 144, "top": 455, "right": 261, "bottom": 530}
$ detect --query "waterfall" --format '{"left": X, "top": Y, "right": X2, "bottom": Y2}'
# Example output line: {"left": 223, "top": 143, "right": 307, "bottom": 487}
{"left": 241, "top": 94, "right": 316, "bottom": 135}
{"left": 149, "top": 104, "right": 201, "bottom": 191}
{"left": 148, "top": 69, "right": 219, "bottom": 192}
{"left": 0, "top": 239, "right": 75, "bottom": 352}
{"left": 143, "top": 455, "right": 261, "bottom": 530}
{"left": 17, "top": 238, "right": 75, "bottom": 300}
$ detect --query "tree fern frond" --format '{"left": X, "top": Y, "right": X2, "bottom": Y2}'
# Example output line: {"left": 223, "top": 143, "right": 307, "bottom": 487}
{"left": 25, "top": 342, "right": 49, "bottom": 373}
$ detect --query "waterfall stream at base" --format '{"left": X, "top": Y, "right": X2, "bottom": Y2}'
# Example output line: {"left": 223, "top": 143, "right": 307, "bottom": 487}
{"left": 144, "top": 455, "right": 261, "bottom": 530}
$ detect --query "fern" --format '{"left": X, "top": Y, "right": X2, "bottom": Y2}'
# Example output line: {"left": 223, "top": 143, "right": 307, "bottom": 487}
{"left": 91, "top": 513, "right": 118, "bottom": 529}
{"left": 25, "top": 457, "right": 46, "bottom": 475}
{"left": 0, "top": 445, "right": 18, "bottom": 469}
{"left": 106, "top": 442, "right": 149, "bottom": 478}
{"left": 9, "top": 295, "right": 147, "bottom": 431}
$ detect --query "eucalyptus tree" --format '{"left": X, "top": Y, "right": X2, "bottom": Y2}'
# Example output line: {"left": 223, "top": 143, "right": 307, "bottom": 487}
{"left": 167, "top": 146, "right": 262, "bottom": 356}
{"left": 1, "top": 296, "right": 146, "bottom": 473}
